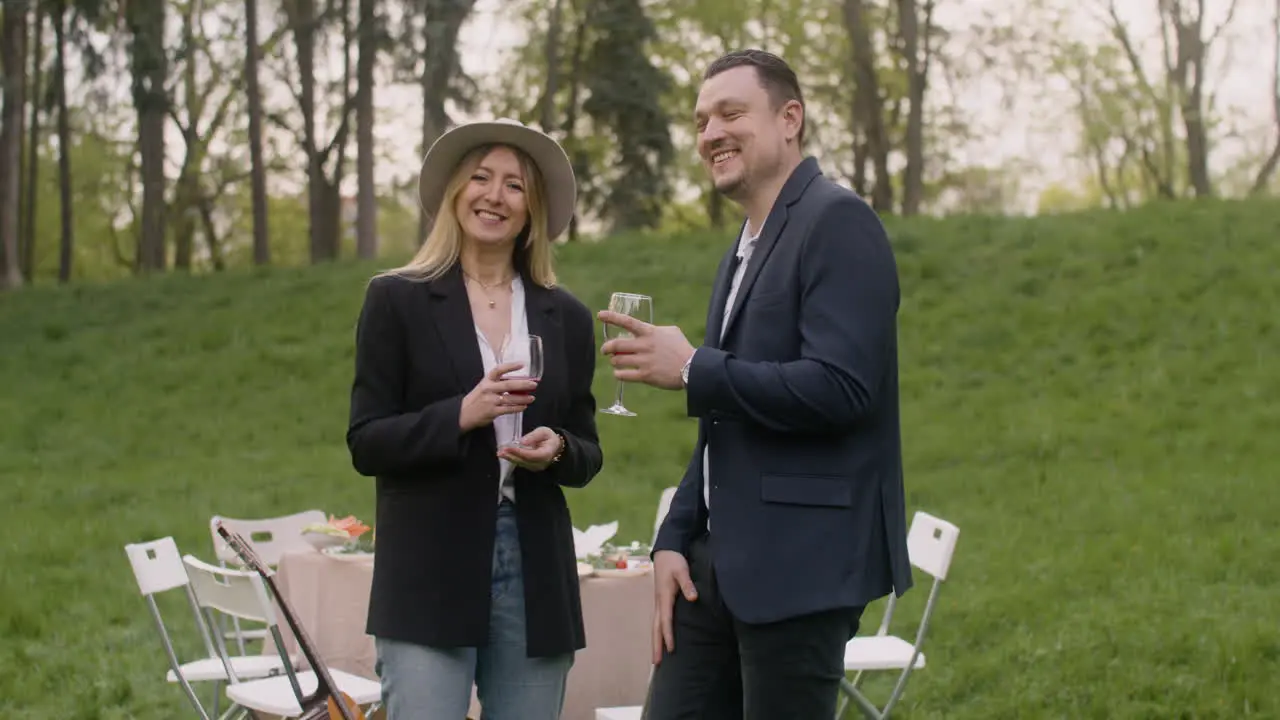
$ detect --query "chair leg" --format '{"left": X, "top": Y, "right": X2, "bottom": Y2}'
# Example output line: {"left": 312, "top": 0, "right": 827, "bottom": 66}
{"left": 146, "top": 600, "right": 213, "bottom": 720}
{"left": 838, "top": 677, "right": 885, "bottom": 720}
{"left": 231, "top": 615, "right": 248, "bottom": 656}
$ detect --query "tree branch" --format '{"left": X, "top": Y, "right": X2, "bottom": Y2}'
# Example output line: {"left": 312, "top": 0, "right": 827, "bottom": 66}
{"left": 266, "top": 110, "right": 308, "bottom": 149}
{"left": 1205, "top": 0, "right": 1239, "bottom": 48}
{"left": 1107, "top": 0, "right": 1161, "bottom": 103}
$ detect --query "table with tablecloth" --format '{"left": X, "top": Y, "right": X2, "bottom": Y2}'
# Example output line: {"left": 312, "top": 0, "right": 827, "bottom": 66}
{"left": 262, "top": 549, "right": 654, "bottom": 719}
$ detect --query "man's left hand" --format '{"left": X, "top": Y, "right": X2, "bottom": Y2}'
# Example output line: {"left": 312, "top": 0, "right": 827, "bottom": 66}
{"left": 598, "top": 310, "right": 695, "bottom": 391}
{"left": 498, "top": 426, "right": 563, "bottom": 471}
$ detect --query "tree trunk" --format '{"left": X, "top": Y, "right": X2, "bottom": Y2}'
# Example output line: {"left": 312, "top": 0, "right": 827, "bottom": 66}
{"left": 417, "top": 0, "right": 475, "bottom": 243}
{"left": 54, "top": 0, "right": 72, "bottom": 283}
{"left": 288, "top": 0, "right": 326, "bottom": 262}
{"left": 0, "top": 3, "right": 27, "bottom": 289}
{"left": 245, "top": 0, "right": 270, "bottom": 264}
{"left": 897, "top": 0, "right": 931, "bottom": 216}
{"left": 1176, "top": 18, "right": 1211, "bottom": 197}
{"left": 842, "top": 0, "right": 893, "bottom": 213}
{"left": 129, "top": 1, "right": 169, "bottom": 273}
{"left": 355, "top": 0, "right": 377, "bottom": 259}
{"left": 172, "top": 164, "right": 202, "bottom": 271}
{"left": 198, "top": 200, "right": 226, "bottom": 270}
{"left": 174, "top": 0, "right": 199, "bottom": 271}
{"left": 561, "top": 0, "right": 594, "bottom": 242}
{"left": 539, "top": 0, "right": 564, "bottom": 134}
{"left": 22, "top": 3, "right": 43, "bottom": 282}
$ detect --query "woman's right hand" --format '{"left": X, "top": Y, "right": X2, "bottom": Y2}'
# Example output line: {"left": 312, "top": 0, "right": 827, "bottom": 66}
{"left": 458, "top": 361, "right": 538, "bottom": 432}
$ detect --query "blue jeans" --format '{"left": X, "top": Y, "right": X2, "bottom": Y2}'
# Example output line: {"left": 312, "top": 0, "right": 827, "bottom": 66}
{"left": 374, "top": 501, "right": 574, "bottom": 719}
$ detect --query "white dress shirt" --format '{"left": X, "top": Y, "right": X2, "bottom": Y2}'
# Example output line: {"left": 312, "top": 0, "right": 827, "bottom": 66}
{"left": 702, "top": 222, "right": 761, "bottom": 528}
{"left": 474, "top": 275, "right": 527, "bottom": 503}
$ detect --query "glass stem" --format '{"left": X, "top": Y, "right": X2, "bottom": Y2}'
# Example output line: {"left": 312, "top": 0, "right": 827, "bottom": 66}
{"left": 512, "top": 410, "right": 524, "bottom": 446}
{"left": 613, "top": 379, "right": 626, "bottom": 409}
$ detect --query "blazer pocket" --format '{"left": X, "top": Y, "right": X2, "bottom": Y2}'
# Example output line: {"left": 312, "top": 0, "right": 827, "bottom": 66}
{"left": 760, "top": 474, "right": 853, "bottom": 508}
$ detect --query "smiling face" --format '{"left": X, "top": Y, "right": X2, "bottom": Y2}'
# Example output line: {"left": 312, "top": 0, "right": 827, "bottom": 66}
{"left": 454, "top": 145, "right": 530, "bottom": 249}
{"left": 694, "top": 65, "right": 803, "bottom": 203}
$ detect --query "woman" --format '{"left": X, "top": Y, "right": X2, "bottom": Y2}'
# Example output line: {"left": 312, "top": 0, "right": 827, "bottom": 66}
{"left": 345, "top": 118, "right": 603, "bottom": 719}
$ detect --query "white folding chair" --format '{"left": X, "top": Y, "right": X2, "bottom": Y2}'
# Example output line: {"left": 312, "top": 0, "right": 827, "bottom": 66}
{"left": 208, "top": 510, "right": 326, "bottom": 653}
{"left": 182, "top": 554, "right": 381, "bottom": 717}
{"left": 123, "top": 537, "right": 294, "bottom": 720}
{"left": 836, "top": 511, "right": 960, "bottom": 719}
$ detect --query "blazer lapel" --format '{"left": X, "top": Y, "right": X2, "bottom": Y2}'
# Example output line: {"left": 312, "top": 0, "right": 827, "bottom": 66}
{"left": 719, "top": 157, "right": 824, "bottom": 343}
{"left": 426, "top": 264, "right": 486, "bottom": 393}
{"left": 703, "top": 225, "right": 745, "bottom": 349}
{"left": 521, "top": 276, "right": 561, "bottom": 435}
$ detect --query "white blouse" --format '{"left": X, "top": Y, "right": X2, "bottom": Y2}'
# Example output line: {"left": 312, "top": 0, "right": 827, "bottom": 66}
{"left": 473, "top": 275, "right": 528, "bottom": 503}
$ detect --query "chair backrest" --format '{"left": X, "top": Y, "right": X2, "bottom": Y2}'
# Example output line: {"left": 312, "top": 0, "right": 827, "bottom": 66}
{"left": 653, "top": 487, "right": 677, "bottom": 545}
{"left": 182, "top": 554, "right": 308, "bottom": 693}
{"left": 210, "top": 509, "right": 327, "bottom": 566}
{"left": 905, "top": 511, "right": 960, "bottom": 581}
{"left": 182, "top": 554, "right": 279, "bottom": 627}
{"left": 123, "top": 537, "right": 217, "bottom": 720}
{"left": 842, "top": 513, "right": 960, "bottom": 720}
{"left": 125, "top": 537, "right": 191, "bottom": 597}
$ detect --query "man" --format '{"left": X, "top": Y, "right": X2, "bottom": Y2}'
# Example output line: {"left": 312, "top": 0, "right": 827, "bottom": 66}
{"left": 598, "top": 49, "right": 913, "bottom": 719}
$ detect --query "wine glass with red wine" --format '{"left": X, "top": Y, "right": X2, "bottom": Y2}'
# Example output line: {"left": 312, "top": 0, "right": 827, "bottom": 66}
{"left": 499, "top": 334, "right": 543, "bottom": 450}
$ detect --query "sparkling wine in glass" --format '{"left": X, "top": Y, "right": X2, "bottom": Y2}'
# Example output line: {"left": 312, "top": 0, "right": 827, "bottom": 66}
{"left": 600, "top": 292, "right": 653, "bottom": 417}
{"left": 499, "top": 334, "right": 543, "bottom": 449}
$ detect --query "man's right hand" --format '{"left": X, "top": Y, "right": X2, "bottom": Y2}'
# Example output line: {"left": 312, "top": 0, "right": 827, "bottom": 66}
{"left": 652, "top": 549, "right": 698, "bottom": 664}
{"left": 459, "top": 361, "right": 538, "bottom": 432}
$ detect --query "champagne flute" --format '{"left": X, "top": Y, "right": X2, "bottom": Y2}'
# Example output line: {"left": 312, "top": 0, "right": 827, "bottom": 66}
{"left": 499, "top": 334, "right": 543, "bottom": 449}
{"left": 600, "top": 292, "right": 653, "bottom": 417}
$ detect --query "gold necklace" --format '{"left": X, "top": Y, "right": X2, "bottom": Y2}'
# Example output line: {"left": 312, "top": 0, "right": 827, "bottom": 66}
{"left": 463, "top": 271, "right": 512, "bottom": 309}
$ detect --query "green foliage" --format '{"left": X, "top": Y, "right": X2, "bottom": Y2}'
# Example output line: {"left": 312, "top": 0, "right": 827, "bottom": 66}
{"left": 2, "top": 198, "right": 1280, "bottom": 716}
{"left": 1043, "top": 21, "right": 1194, "bottom": 205}
{"left": 581, "top": 0, "right": 675, "bottom": 232}
{"left": 26, "top": 120, "right": 136, "bottom": 282}
{"left": 482, "top": 0, "right": 615, "bottom": 227}
{"left": 647, "top": 0, "right": 860, "bottom": 223}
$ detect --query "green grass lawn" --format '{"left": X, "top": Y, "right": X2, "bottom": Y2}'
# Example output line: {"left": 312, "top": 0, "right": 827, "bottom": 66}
{"left": 2, "top": 197, "right": 1279, "bottom": 718}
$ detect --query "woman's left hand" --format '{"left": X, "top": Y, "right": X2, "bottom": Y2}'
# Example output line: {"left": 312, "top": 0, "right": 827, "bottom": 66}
{"left": 498, "top": 427, "right": 564, "bottom": 472}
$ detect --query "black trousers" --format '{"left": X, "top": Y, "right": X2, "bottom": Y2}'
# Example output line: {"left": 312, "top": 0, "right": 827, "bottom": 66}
{"left": 643, "top": 533, "right": 864, "bottom": 720}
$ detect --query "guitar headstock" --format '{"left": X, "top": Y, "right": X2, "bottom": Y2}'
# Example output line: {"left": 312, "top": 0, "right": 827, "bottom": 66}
{"left": 215, "top": 522, "right": 272, "bottom": 576}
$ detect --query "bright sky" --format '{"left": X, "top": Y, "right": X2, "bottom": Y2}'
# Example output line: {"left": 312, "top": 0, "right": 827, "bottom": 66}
{"left": 363, "top": 0, "right": 1272, "bottom": 211}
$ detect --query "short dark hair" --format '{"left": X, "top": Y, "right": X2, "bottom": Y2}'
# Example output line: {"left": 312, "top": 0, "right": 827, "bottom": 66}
{"left": 704, "top": 49, "right": 806, "bottom": 146}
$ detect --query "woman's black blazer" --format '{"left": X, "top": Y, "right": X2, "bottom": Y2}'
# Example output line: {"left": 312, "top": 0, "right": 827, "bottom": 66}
{"left": 346, "top": 263, "right": 604, "bottom": 658}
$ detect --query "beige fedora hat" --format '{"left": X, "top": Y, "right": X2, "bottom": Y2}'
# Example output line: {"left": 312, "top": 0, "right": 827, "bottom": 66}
{"left": 417, "top": 118, "right": 577, "bottom": 241}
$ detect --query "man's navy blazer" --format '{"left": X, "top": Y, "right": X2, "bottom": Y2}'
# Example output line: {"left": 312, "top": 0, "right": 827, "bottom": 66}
{"left": 653, "top": 157, "right": 914, "bottom": 624}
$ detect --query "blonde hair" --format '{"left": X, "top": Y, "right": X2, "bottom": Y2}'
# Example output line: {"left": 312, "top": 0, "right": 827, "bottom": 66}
{"left": 382, "top": 143, "right": 557, "bottom": 288}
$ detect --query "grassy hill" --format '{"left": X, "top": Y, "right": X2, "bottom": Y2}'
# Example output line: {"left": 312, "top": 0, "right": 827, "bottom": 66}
{"left": 2, "top": 197, "right": 1278, "bottom": 718}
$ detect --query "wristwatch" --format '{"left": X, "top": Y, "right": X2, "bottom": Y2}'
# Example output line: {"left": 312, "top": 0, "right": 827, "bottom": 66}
{"left": 680, "top": 351, "right": 695, "bottom": 388}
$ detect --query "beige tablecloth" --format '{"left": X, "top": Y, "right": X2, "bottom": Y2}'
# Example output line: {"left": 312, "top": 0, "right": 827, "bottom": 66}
{"left": 264, "top": 550, "right": 654, "bottom": 720}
